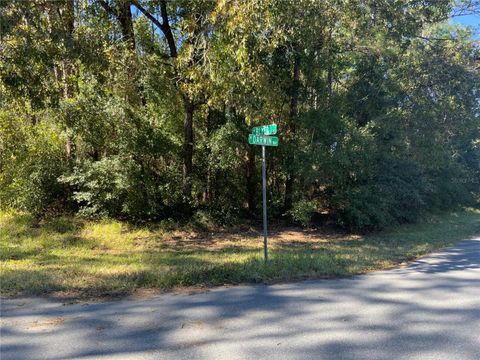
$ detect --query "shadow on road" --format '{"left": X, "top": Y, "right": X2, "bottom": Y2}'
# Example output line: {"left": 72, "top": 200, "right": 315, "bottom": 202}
{"left": 1, "top": 238, "right": 479, "bottom": 360}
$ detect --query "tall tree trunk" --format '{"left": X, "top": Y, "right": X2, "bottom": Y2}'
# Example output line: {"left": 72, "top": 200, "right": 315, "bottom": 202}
{"left": 327, "top": 29, "right": 333, "bottom": 101}
{"left": 327, "top": 65, "right": 333, "bottom": 98}
{"left": 58, "top": 0, "right": 76, "bottom": 163}
{"left": 131, "top": 0, "right": 201, "bottom": 200}
{"left": 116, "top": 1, "right": 141, "bottom": 105}
{"left": 204, "top": 109, "right": 214, "bottom": 204}
{"left": 99, "top": 0, "right": 135, "bottom": 49}
{"left": 99, "top": 0, "right": 141, "bottom": 105}
{"left": 116, "top": 0, "right": 135, "bottom": 50}
{"left": 183, "top": 99, "right": 194, "bottom": 199}
{"left": 246, "top": 147, "right": 256, "bottom": 215}
{"left": 284, "top": 44, "right": 300, "bottom": 212}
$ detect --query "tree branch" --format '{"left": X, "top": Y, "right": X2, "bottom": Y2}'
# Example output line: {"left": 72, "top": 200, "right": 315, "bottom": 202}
{"left": 131, "top": 0, "right": 177, "bottom": 58}
{"left": 131, "top": 0, "right": 164, "bottom": 31}
{"left": 159, "top": 0, "right": 177, "bottom": 58}
{"left": 416, "top": 35, "right": 459, "bottom": 42}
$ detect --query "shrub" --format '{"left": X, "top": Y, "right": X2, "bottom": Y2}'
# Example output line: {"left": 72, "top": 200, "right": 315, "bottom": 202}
{"left": 332, "top": 156, "right": 427, "bottom": 231}
{"left": 0, "top": 111, "right": 68, "bottom": 214}
{"left": 59, "top": 156, "right": 166, "bottom": 219}
{"left": 288, "top": 199, "right": 318, "bottom": 226}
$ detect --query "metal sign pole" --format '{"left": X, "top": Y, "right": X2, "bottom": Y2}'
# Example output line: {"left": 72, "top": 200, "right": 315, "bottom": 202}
{"left": 262, "top": 145, "right": 268, "bottom": 263}
{"left": 248, "top": 124, "right": 278, "bottom": 263}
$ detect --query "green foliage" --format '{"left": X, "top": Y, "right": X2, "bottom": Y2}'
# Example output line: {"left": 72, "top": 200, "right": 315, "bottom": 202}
{"left": 288, "top": 199, "right": 318, "bottom": 226}
{"left": 332, "top": 156, "right": 428, "bottom": 231}
{"left": 59, "top": 156, "right": 166, "bottom": 219}
{"left": 194, "top": 119, "right": 247, "bottom": 221}
{"left": 0, "top": 0, "right": 478, "bottom": 230}
{"left": 0, "top": 111, "right": 68, "bottom": 214}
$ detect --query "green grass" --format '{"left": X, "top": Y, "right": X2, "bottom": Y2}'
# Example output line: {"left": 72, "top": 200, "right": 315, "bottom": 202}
{"left": 1, "top": 209, "right": 479, "bottom": 297}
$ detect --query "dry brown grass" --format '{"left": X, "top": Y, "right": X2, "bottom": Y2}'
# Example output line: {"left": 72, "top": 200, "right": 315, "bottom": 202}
{"left": 1, "top": 209, "right": 479, "bottom": 298}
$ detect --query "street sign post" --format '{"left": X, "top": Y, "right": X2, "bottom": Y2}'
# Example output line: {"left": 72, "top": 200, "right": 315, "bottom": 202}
{"left": 248, "top": 124, "right": 279, "bottom": 263}
{"left": 261, "top": 145, "right": 268, "bottom": 263}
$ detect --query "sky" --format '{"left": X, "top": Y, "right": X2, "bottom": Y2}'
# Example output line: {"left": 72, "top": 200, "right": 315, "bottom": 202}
{"left": 451, "top": 13, "right": 480, "bottom": 38}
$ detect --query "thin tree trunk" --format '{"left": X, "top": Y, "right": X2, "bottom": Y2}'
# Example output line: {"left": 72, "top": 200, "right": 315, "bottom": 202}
{"left": 99, "top": 0, "right": 141, "bottom": 105}
{"left": 204, "top": 109, "right": 213, "bottom": 204}
{"left": 183, "top": 99, "right": 194, "bottom": 199}
{"left": 61, "top": 0, "right": 75, "bottom": 163}
{"left": 284, "top": 44, "right": 300, "bottom": 212}
{"left": 284, "top": 175, "right": 294, "bottom": 211}
{"left": 327, "top": 29, "right": 333, "bottom": 101}
{"left": 246, "top": 147, "right": 256, "bottom": 215}
{"left": 116, "top": 0, "right": 135, "bottom": 50}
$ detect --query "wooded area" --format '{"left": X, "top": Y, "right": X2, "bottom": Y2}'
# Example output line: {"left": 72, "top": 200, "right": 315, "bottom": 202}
{"left": 1, "top": 0, "right": 479, "bottom": 231}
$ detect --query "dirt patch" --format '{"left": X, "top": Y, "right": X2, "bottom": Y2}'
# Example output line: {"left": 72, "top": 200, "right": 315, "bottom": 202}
{"left": 156, "top": 226, "right": 359, "bottom": 251}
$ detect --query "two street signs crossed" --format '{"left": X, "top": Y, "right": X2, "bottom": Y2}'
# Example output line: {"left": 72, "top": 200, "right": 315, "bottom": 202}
{"left": 249, "top": 124, "right": 279, "bottom": 146}
{"left": 248, "top": 124, "right": 278, "bottom": 263}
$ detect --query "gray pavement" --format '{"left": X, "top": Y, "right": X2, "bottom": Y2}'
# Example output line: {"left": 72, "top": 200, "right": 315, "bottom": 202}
{"left": 1, "top": 237, "right": 479, "bottom": 360}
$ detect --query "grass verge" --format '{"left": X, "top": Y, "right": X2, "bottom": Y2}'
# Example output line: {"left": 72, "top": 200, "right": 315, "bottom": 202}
{"left": 1, "top": 209, "right": 479, "bottom": 297}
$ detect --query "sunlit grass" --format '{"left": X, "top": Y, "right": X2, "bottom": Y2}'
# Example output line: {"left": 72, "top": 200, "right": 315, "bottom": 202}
{"left": 1, "top": 209, "right": 479, "bottom": 297}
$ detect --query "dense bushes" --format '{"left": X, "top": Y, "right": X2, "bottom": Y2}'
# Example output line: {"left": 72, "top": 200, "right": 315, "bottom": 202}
{"left": 0, "top": 112, "right": 68, "bottom": 214}
{"left": 60, "top": 157, "right": 152, "bottom": 218}
{"left": 331, "top": 156, "right": 428, "bottom": 231}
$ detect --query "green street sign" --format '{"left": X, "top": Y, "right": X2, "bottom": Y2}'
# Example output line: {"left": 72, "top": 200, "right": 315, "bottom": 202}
{"left": 252, "top": 124, "right": 277, "bottom": 136}
{"left": 249, "top": 134, "right": 279, "bottom": 147}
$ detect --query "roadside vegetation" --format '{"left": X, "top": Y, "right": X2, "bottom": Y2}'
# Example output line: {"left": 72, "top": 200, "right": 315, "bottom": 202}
{"left": 1, "top": 1, "right": 479, "bottom": 232}
{"left": 1, "top": 1, "right": 479, "bottom": 298}
{"left": 2, "top": 209, "right": 479, "bottom": 297}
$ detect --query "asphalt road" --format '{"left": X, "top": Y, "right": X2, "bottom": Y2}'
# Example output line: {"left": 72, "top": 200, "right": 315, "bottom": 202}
{"left": 2, "top": 237, "right": 479, "bottom": 360}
